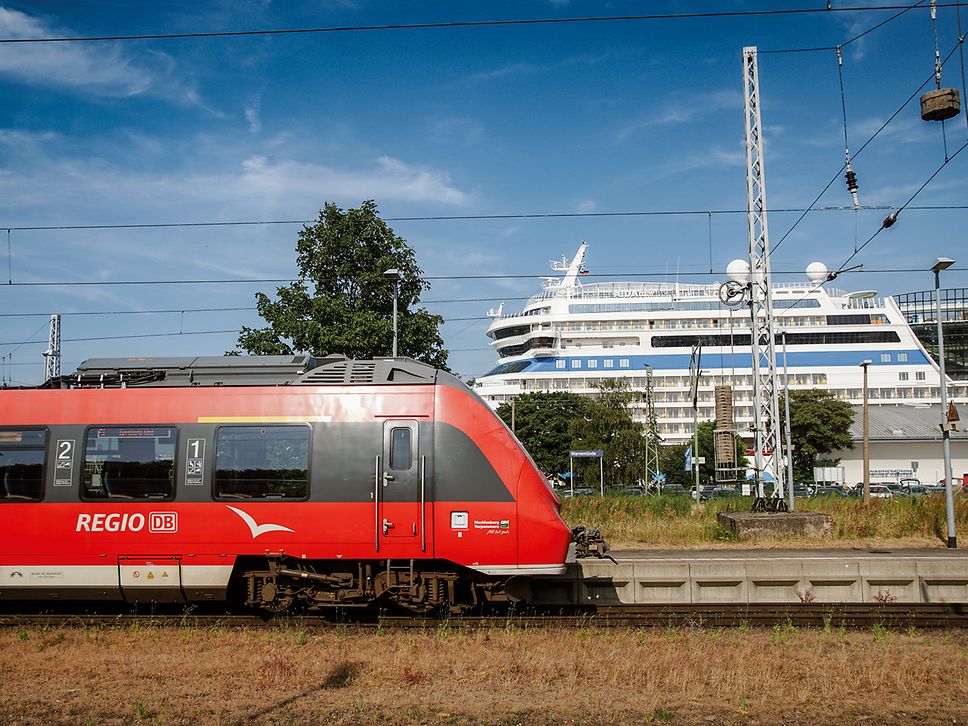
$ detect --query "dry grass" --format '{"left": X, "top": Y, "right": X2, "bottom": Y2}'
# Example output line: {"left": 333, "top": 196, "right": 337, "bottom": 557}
{"left": 2, "top": 623, "right": 967, "bottom": 724}
{"left": 562, "top": 493, "right": 968, "bottom": 549}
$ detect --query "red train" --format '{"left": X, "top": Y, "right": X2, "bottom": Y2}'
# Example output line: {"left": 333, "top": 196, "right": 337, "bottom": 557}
{"left": 0, "top": 355, "right": 575, "bottom": 612}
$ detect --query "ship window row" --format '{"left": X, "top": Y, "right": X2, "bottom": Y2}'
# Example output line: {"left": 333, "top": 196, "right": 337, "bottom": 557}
{"left": 509, "top": 380, "right": 945, "bottom": 404}
{"left": 652, "top": 330, "right": 901, "bottom": 348}
{"left": 493, "top": 313, "right": 891, "bottom": 341}
{"left": 569, "top": 298, "right": 822, "bottom": 314}
{"left": 562, "top": 358, "right": 631, "bottom": 370}
{"left": 0, "top": 424, "right": 312, "bottom": 502}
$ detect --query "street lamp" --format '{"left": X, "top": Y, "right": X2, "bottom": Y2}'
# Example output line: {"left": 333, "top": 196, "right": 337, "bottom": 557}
{"left": 932, "top": 256, "right": 956, "bottom": 548}
{"left": 383, "top": 268, "right": 401, "bottom": 358}
{"left": 859, "top": 359, "right": 872, "bottom": 504}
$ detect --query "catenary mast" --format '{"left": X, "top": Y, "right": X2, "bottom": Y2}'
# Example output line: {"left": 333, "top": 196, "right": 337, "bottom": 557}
{"left": 742, "top": 47, "right": 786, "bottom": 502}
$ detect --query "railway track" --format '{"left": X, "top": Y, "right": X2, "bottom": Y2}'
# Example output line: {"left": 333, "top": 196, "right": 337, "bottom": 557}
{"left": 2, "top": 602, "right": 967, "bottom": 629}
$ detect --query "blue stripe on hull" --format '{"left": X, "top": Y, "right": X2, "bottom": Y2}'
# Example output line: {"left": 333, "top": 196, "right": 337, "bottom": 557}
{"left": 501, "top": 349, "right": 931, "bottom": 375}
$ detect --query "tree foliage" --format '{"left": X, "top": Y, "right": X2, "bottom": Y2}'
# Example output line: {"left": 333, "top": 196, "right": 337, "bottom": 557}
{"left": 569, "top": 379, "right": 649, "bottom": 488}
{"left": 236, "top": 200, "right": 448, "bottom": 369}
{"left": 495, "top": 392, "right": 592, "bottom": 475}
{"left": 780, "top": 389, "right": 855, "bottom": 482}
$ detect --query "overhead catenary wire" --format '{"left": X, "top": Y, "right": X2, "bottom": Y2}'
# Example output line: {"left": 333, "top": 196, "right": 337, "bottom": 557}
{"left": 5, "top": 203, "right": 968, "bottom": 233}
{"left": 1, "top": 5, "right": 965, "bottom": 45}
{"left": 761, "top": 0, "right": 930, "bottom": 54}
{"left": 1, "top": 266, "right": 966, "bottom": 289}
{"left": 770, "top": 34, "right": 966, "bottom": 255}
{"left": 777, "top": 138, "right": 968, "bottom": 313}
{"left": 0, "top": 266, "right": 964, "bottom": 321}
{"left": 838, "top": 139, "right": 968, "bottom": 272}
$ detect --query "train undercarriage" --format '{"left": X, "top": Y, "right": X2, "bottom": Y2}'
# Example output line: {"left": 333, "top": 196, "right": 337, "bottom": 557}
{"left": 241, "top": 557, "right": 518, "bottom": 615}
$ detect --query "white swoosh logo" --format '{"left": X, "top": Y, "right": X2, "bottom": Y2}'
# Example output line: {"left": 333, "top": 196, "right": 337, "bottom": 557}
{"left": 226, "top": 506, "right": 295, "bottom": 539}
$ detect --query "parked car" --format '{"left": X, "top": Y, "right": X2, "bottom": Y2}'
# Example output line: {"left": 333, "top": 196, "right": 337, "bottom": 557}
{"left": 658, "top": 483, "right": 687, "bottom": 495}
{"left": 690, "top": 485, "right": 717, "bottom": 501}
{"left": 709, "top": 486, "right": 742, "bottom": 499}
{"left": 868, "top": 484, "right": 894, "bottom": 499}
{"left": 813, "top": 485, "right": 849, "bottom": 497}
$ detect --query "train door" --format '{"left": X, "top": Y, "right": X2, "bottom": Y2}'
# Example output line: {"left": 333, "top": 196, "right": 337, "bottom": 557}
{"left": 377, "top": 420, "right": 422, "bottom": 550}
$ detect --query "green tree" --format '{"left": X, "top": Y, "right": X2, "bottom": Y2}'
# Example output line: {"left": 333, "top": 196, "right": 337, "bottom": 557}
{"left": 780, "top": 389, "right": 855, "bottom": 483}
{"left": 569, "top": 379, "right": 649, "bottom": 488}
{"left": 236, "top": 200, "right": 448, "bottom": 369}
{"left": 495, "top": 392, "right": 592, "bottom": 475}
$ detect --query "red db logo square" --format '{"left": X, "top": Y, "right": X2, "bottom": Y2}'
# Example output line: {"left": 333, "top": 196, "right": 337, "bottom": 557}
{"left": 149, "top": 512, "right": 178, "bottom": 533}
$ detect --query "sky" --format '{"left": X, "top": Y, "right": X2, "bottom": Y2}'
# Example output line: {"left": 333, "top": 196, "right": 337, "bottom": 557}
{"left": 2, "top": 0, "right": 967, "bottom": 385}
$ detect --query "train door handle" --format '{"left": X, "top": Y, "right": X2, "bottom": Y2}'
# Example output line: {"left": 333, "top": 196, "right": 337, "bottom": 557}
{"left": 383, "top": 472, "right": 395, "bottom": 485}
{"left": 382, "top": 518, "right": 394, "bottom": 534}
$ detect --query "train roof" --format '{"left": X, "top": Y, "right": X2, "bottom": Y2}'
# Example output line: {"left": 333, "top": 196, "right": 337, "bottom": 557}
{"left": 37, "top": 355, "right": 451, "bottom": 389}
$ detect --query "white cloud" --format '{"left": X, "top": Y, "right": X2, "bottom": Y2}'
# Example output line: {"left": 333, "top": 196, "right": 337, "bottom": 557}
{"left": 237, "top": 155, "right": 472, "bottom": 206}
{"left": 0, "top": 150, "right": 473, "bottom": 225}
{"left": 0, "top": 7, "right": 201, "bottom": 104}
{"left": 616, "top": 89, "right": 742, "bottom": 141}
{"left": 430, "top": 115, "right": 484, "bottom": 144}
{"left": 575, "top": 199, "right": 597, "bottom": 213}
{"left": 0, "top": 128, "right": 58, "bottom": 145}
{"left": 244, "top": 96, "right": 262, "bottom": 134}
{"left": 462, "top": 63, "right": 541, "bottom": 84}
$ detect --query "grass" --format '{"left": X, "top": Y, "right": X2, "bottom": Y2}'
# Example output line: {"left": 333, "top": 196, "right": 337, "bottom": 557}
{"left": 2, "top": 624, "right": 966, "bottom": 724}
{"left": 561, "top": 492, "right": 968, "bottom": 547}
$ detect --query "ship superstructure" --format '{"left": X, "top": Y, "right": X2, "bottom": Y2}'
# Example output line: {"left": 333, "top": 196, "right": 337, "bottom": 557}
{"left": 474, "top": 244, "right": 968, "bottom": 444}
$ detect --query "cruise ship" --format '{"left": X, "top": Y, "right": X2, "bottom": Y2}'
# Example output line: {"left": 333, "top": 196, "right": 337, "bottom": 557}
{"left": 474, "top": 243, "right": 968, "bottom": 445}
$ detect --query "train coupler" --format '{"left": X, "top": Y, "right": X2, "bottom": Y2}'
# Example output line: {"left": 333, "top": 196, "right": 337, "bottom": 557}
{"left": 571, "top": 525, "right": 616, "bottom": 563}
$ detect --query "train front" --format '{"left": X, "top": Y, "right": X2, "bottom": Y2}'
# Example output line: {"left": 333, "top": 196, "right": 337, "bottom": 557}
{"left": 434, "top": 374, "right": 573, "bottom": 578}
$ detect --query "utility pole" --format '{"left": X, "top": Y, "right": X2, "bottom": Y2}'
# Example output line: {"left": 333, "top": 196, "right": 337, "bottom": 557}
{"left": 43, "top": 314, "right": 61, "bottom": 381}
{"left": 643, "top": 366, "right": 661, "bottom": 489}
{"left": 742, "top": 46, "right": 786, "bottom": 508}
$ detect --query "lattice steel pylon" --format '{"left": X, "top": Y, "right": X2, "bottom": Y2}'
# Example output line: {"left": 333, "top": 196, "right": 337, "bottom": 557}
{"left": 43, "top": 314, "right": 61, "bottom": 381}
{"left": 742, "top": 47, "right": 785, "bottom": 502}
{"left": 643, "top": 365, "right": 661, "bottom": 488}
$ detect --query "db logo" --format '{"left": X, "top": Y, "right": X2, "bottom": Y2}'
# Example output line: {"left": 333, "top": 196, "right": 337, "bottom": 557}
{"left": 148, "top": 512, "right": 178, "bottom": 533}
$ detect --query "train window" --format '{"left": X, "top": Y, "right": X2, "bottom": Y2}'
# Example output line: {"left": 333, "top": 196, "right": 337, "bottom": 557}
{"left": 82, "top": 427, "right": 176, "bottom": 500}
{"left": 214, "top": 425, "right": 309, "bottom": 500}
{"left": 0, "top": 429, "right": 47, "bottom": 501}
{"left": 389, "top": 428, "right": 412, "bottom": 470}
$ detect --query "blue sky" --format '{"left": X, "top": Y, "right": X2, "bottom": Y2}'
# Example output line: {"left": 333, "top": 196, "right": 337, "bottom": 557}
{"left": 2, "top": 1, "right": 967, "bottom": 384}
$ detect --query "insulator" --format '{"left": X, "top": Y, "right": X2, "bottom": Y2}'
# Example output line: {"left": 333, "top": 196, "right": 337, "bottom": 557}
{"left": 844, "top": 164, "right": 859, "bottom": 210}
{"left": 845, "top": 169, "right": 858, "bottom": 194}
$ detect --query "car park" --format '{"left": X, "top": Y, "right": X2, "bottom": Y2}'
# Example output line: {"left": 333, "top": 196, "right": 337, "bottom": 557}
{"left": 658, "top": 483, "right": 687, "bottom": 495}
{"left": 813, "top": 485, "right": 849, "bottom": 497}
{"left": 709, "top": 486, "right": 741, "bottom": 499}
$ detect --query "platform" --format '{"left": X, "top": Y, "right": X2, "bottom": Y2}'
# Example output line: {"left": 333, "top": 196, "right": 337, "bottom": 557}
{"left": 532, "top": 548, "right": 968, "bottom": 606}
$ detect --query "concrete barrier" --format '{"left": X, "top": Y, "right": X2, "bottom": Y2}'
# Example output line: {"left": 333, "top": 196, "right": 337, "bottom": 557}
{"left": 549, "top": 550, "right": 968, "bottom": 605}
